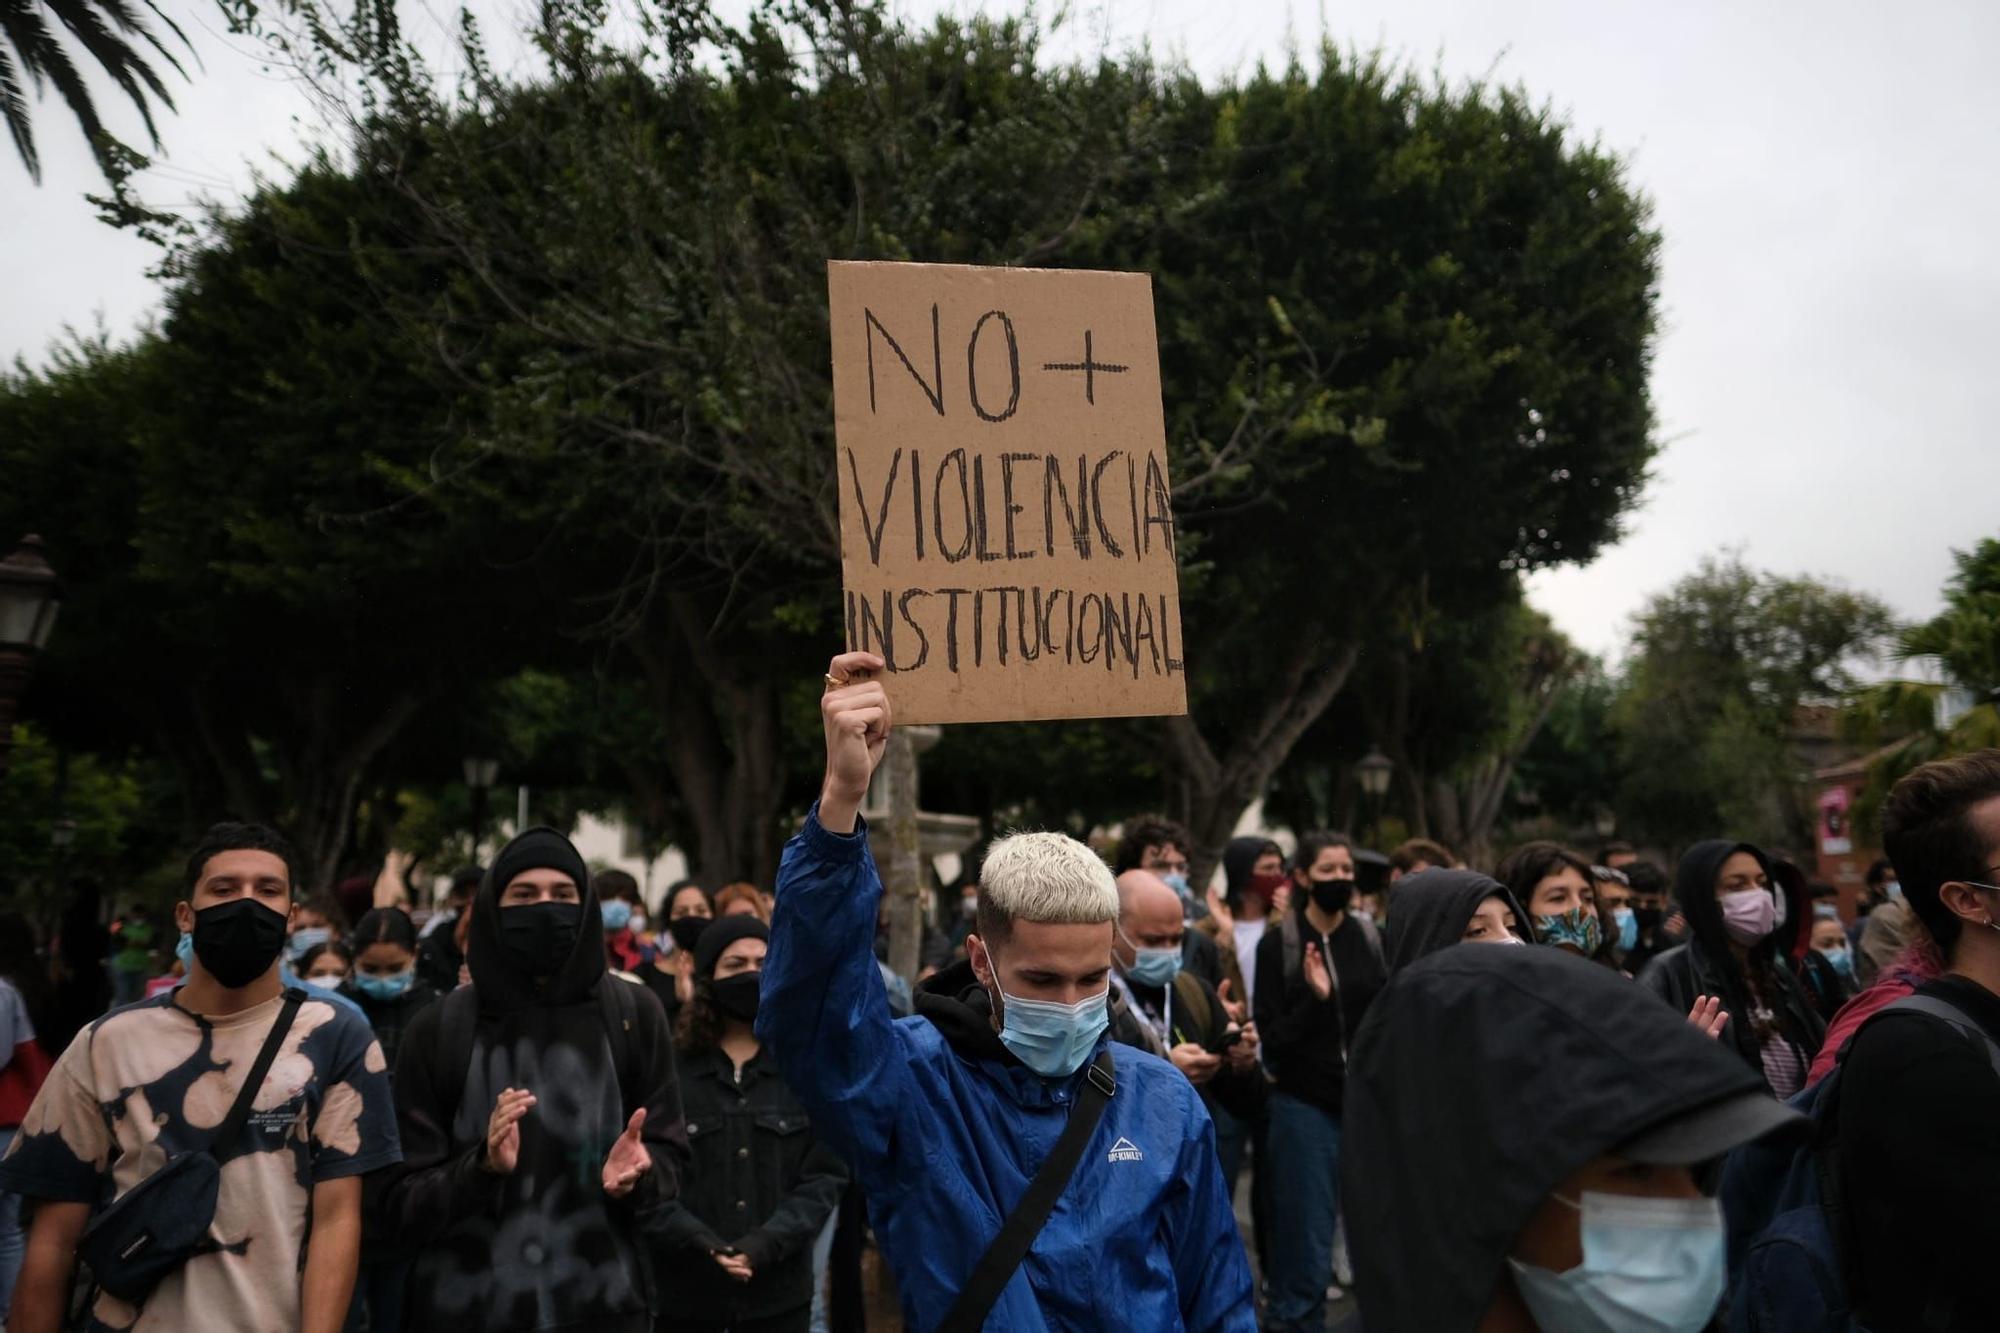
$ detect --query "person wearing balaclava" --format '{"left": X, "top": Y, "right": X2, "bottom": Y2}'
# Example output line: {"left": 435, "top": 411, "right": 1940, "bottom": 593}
{"left": 379, "top": 827, "right": 689, "bottom": 1332}
{"left": 654, "top": 915, "right": 847, "bottom": 1333}
{"left": 1383, "top": 868, "right": 1531, "bottom": 972}
{"left": 1342, "top": 944, "right": 1801, "bottom": 1331}
{"left": 1637, "top": 840, "right": 1826, "bottom": 1099}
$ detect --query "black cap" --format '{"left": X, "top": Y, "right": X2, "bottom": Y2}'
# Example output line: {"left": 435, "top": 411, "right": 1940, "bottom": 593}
{"left": 1616, "top": 1089, "right": 1804, "bottom": 1165}
{"left": 489, "top": 828, "right": 587, "bottom": 898}
{"left": 694, "top": 913, "right": 769, "bottom": 977}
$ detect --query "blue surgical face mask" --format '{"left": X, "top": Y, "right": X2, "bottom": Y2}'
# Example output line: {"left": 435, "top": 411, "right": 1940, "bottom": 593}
{"left": 1612, "top": 906, "right": 1639, "bottom": 954}
{"left": 1884, "top": 880, "right": 1904, "bottom": 902}
{"left": 1125, "top": 936, "right": 1182, "bottom": 988}
{"left": 354, "top": 969, "right": 415, "bottom": 1001}
{"left": 1820, "top": 945, "right": 1855, "bottom": 979}
{"left": 1160, "top": 871, "right": 1191, "bottom": 900}
{"left": 303, "top": 974, "right": 346, "bottom": 994}
{"left": 1507, "top": 1191, "right": 1726, "bottom": 1333}
{"left": 601, "top": 900, "right": 634, "bottom": 932}
{"left": 287, "top": 926, "right": 330, "bottom": 961}
{"left": 995, "top": 984, "right": 1109, "bottom": 1078}
{"left": 175, "top": 932, "right": 195, "bottom": 971}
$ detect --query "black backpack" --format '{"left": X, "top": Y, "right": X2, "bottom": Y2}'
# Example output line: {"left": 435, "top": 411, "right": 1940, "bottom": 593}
{"left": 1719, "top": 993, "right": 2000, "bottom": 1332}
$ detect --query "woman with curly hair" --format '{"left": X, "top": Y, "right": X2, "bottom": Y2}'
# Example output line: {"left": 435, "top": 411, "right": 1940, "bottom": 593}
{"left": 657, "top": 916, "right": 847, "bottom": 1333}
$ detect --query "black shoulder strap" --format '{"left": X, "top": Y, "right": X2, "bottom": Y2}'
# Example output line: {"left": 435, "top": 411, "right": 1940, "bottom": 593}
{"left": 936, "top": 1050, "right": 1117, "bottom": 1333}
{"left": 599, "top": 974, "right": 640, "bottom": 1115}
{"left": 1281, "top": 909, "right": 1303, "bottom": 990}
{"left": 433, "top": 984, "right": 481, "bottom": 1130}
{"left": 1871, "top": 993, "right": 2000, "bottom": 1075}
{"left": 211, "top": 989, "right": 304, "bottom": 1151}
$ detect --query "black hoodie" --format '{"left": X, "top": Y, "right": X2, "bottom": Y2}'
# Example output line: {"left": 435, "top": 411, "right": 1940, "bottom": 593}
{"left": 380, "top": 828, "right": 688, "bottom": 1333}
{"left": 1383, "top": 869, "right": 1528, "bottom": 972}
{"left": 1343, "top": 943, "right": 1781, "bottom": 1330}
{"left": 1636, "top": 840, "right": 1825, "bottom": 1090}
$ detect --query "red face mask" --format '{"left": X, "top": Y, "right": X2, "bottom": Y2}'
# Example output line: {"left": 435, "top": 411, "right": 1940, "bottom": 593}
{"left": 1246, "top": 872, "right": 1290, "bottom": 908}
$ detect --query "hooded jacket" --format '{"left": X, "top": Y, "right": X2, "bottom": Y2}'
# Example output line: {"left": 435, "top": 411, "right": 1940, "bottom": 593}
{"left": 1382, "top": 869, "right": 1527, "bottom": 972}
{"left": 379, "top": 828, "right": 689, "bottom": 1333}
{"left": 759, "top": 811, "right": 1255, "bottom": 1332}
{"left": 1343, "top": 943, "right": 1780, "bottom": 1330}
{"left": 1636, "top": 841, "right": 1825, "bottom": 1090}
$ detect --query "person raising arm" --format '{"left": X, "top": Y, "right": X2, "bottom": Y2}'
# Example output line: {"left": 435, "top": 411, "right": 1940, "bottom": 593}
{"left": 759, "top": 652, "right": 1254, "bottom": 1332}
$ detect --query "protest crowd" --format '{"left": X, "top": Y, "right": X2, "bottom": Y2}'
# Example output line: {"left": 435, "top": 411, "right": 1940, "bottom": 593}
{"left": 0, "top": 644, "right": 1987, "bottom": 1333}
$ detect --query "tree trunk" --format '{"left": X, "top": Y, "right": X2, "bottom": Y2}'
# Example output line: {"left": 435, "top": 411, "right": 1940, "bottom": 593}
{"left": 881, "top": 730, "right": 923, "bottom": 985}
{"left": 634, "top": 595, "right": 791, "bottom": 888}
{"left": 1165, "top": 638, "right": 1362, "bottom": 887}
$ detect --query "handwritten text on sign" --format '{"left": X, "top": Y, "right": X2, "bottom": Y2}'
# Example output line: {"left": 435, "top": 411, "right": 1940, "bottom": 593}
{"left": 829, "top": 261, "right": 1188, "bottom": 725}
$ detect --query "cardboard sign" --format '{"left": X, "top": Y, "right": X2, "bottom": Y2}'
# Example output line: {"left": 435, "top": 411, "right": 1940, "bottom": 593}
{"left": 828, "top": 261, "right": 1188, "bottom": 725}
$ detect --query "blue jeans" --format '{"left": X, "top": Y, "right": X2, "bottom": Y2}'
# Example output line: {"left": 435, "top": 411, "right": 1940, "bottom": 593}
{"left": 1264, "top": 1092, "right": 1340, "bottom": 1330}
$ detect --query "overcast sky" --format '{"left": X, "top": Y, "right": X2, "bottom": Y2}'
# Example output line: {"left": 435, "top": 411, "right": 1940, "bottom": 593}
{"left": 7, "top": 0, "right": 1997, "bottom": 659}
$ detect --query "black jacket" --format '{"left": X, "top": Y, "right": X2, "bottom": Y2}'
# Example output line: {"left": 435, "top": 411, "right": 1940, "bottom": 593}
{"left": 1635, "top": 841, "right": 1825, "bottom": 1092}
{"left": 1383, "top": 869, "right": 1527, "bottom": 972}
{"left": 654, "top": 1044, "right": 849, "bottom": 1323}
{"left": 1107, "top": 966, "right": 1265, "bottom": 1122}
{"left": 415, "top": 913, "right": 465, "bottom": 994}
{"left": 1252, "top": 907, "right": 1386, "bottom": 1115}
{"left": 379, "top": 828, "right": 690, "bottom": 1333}
{"left": 1343, "top": 943, "right": 1786, "bottom": 1330}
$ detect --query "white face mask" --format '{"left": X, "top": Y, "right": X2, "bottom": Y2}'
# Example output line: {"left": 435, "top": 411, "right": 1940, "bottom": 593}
{"left": 1508, "top": 1192, "right": 1727, "bottom": 1333}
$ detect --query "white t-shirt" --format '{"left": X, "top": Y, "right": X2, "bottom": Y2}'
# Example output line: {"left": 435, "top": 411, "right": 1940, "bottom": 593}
{"left": 1233, "top": 919, "right": 1267, "bottom": 1008}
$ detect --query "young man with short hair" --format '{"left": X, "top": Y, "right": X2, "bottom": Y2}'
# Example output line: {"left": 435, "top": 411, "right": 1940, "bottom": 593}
{"left": 1837, "top": 749, "right": 2000, "bottom": 1332}
{"left": 0, "top": 822, "right": 401, "bottom": 1333}
{"left": 761, "top": 653, "right": 1253, "bottom": 1331}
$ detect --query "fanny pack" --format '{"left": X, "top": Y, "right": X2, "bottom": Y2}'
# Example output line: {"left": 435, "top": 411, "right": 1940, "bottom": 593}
{"left": 78, "top": 988, "right": 303, "bottom": 1304}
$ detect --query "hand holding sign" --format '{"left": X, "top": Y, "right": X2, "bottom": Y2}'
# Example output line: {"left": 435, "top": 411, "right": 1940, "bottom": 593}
{"left": 819, "top": 651, "right": 890, "bottom": 834}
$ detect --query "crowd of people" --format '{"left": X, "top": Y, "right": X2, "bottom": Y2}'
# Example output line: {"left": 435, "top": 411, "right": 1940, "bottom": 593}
{"left": 0, "top": 648, "right": 1989, "bottom": 1332}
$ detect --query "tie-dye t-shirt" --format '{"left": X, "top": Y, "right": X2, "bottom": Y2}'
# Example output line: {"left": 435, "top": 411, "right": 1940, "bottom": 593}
{"left": 0, "top": 988, "right": 400, "bottom": 1331}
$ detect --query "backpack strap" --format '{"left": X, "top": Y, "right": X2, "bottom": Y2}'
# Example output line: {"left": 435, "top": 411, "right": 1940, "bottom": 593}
{"left": 598, "top": 974, "right": 641, "bottom": 1116}
{"left": 1171, "top": 971, "right": 1213, "bottom": 1046}
{"left": 1872, "top": 993, "right": 2000, "bottom": 1076}
{"left": 1280, "top": 910, "right": 1304, "bottom": 992}
{"left": 432, "top": 984, "right": 481, "bottom": 1133}
{"left": 935, "top": 1050, "right": 1117, "bottom": 1333}
{"left": 1352, "top": 913, "right": 1385, "bottom": 969}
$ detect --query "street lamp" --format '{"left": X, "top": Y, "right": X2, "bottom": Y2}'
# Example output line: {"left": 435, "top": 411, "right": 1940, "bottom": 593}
{"left": 0, "top": 536, "right": 62, "bottom": 773}
{"left": 1354, "top": 746, "right": 1394, "bottom": 846}
{"left": 463, "top": 756, "right": 500, "bottom": 857}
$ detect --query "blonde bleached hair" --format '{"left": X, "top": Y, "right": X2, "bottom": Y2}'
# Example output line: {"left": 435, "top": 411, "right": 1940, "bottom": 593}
{"left": 975, "top": 831, "right": 1120, "bottom": 941}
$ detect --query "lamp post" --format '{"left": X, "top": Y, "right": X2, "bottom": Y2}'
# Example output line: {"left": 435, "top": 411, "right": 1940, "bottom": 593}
{"left": 463, "top": 756, "right": 499, "bottom": 858}
{"left": 0, "top": 536, "right": 62, "bottom": 774}
{"left": 1354, "top": 746, "right": 1394, "bottom": 848}
{"left": 51, "top": 816, "right": 77, "bottom": 892}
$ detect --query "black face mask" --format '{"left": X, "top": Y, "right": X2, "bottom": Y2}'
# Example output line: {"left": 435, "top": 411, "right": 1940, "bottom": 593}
{"left": 1635, "top": 906, "right": 1664, "bottom": 932}
{"left": 712, "top": 972, "right": 761, "bottom": 1023}
{"left": 499, "top": 901, "right": 582, "bottom": 977}
{"left": 191, "top": 898, "right": 290, "bottom": 989}
{"left": 1309, "top": 878, "right": 1355, "bottom": 916}
{"left": 668, "top": 916, "right": 711, "bottom": 955}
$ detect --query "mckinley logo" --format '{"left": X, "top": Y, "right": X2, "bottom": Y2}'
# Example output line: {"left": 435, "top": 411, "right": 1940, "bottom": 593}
{"left": 1107, "top": 1137, "right": 1144, "bottom": 1163}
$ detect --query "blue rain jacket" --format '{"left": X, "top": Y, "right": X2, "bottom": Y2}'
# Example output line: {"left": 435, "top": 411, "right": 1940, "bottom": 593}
{"left": 759, "top": 811, "right": 1255, "bottom": 1332}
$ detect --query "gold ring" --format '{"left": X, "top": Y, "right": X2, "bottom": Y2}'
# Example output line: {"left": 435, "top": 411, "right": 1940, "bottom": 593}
{"left": 823, "top": 672, "right": 849, "bottom": 693}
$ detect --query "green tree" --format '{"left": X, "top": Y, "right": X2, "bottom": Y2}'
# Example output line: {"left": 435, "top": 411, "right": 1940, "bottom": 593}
{"left": 1615, "top": 552, "right": 1896, "bottom": 851}
{"left": 1845, "top": 536, "right": 2000, "bottom": 816}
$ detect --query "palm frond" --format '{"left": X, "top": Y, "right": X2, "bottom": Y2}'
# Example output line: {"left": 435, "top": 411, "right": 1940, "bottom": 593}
{"left": 0, "top": 43, "right": 36, "bottom": 179}
{"left": 43, "top": 0, "right": 174, "bottom": 143}
{"left": 3, "top": 0, "right": 194, "bottom": 181}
